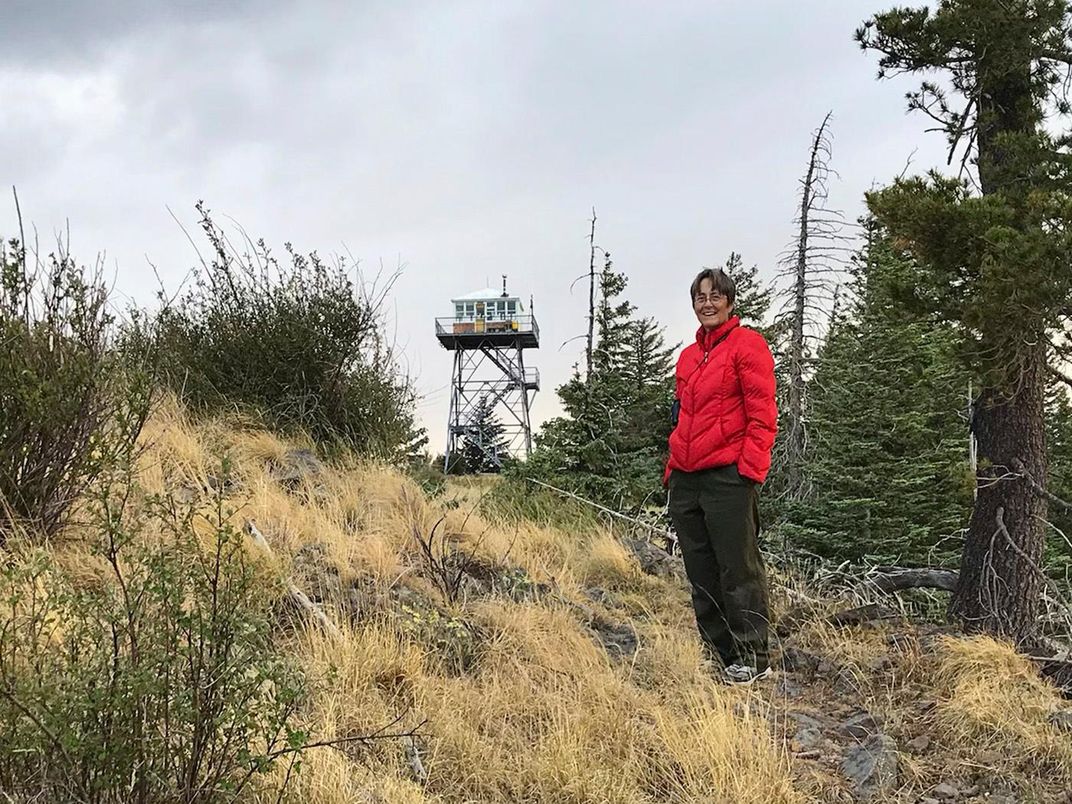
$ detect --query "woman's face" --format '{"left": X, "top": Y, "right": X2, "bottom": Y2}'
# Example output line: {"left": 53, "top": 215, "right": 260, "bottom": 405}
{"left": 693, "top": 277, "right": 732, "bottom": 330}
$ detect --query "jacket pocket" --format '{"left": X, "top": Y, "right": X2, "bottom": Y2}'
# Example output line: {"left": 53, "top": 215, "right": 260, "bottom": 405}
{"left": 734, "top": 464, "right": 756, "bottom": 486}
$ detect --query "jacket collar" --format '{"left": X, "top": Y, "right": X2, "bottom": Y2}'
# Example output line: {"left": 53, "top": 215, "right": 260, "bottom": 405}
{"left": 695, "top": 316, "right": 740, "bottom": 351}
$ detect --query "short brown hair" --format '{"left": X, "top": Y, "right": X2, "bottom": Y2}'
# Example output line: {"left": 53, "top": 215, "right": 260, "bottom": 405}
{"left": 690, "top": 268, "right": 736, "bottom": 305}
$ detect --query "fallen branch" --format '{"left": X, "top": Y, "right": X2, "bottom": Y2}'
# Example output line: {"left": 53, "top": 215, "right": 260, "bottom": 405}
{"left": 245, "top": 520, "right": 342, "bottom": 640}
{"left": 828, "top": 603, "right": 900, "bottom": 628}
{"left": 266, "top": 713, "right": 428, "bottom": 760}
{"left": 867, "top": 567, "right": 959, "bottom": 593}
{"left": 522, "top": 478, "right": 676, "bottom": 543}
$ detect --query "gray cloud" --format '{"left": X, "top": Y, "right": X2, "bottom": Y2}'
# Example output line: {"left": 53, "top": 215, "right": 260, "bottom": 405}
{"left": 0, "top": 0, "right": 280, "bottom": 65}
{"left": 1, "top": 1, "right": 949, "bottom": 451}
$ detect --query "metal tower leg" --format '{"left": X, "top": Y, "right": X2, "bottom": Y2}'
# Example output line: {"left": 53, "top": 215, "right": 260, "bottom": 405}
{"left": 444, "top": 349, "right": 463, "bottom": 472}
{"left": 516, "top": 343, "right": 533, "bottom": 456}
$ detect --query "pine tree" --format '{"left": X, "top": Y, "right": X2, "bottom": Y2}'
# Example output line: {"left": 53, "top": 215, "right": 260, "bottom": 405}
{"left": 858, "top": 1, "right": 1072, "bottom": 640}
{"left": 456, "top": 396, "right": 508, "bottom": 474}
{"left": 616, "top": 315, "right": 677, "bottom": 505}
{"left": 783, "top": 234, "right": 972, "bottom": 564}
{"left": 523, "top": 251, "right": 676, "bottom": 512}
{"left": 1045, "top": 384, "right": 1072, "bottom": 572}
{"left": 721, "top": 252, "right": 774, "bottom": 331}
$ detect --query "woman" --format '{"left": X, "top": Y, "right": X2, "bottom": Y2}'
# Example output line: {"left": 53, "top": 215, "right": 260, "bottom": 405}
{"left": 665, "top": 267, "right": 778, "bottom": 684}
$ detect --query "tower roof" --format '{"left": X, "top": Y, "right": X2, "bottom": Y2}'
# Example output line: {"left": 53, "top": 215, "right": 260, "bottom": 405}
{"left": 452, "top": 287, "right": 517, "bottom": 302}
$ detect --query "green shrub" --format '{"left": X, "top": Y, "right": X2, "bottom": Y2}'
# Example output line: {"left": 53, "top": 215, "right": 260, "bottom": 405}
{"left": 0, "top": 237, "right": 152, "bottom": 540}
{"left": 481, "top": 473, "right": 601, "bottom": 533}
{"left": 147, "top": 203, "right": 422, "bottom": 459}
{"left": 0, "top": 462, "right": 306, "bottom": 802}
{"left": 405, "top": 455, "right": 447, "bottom": 499}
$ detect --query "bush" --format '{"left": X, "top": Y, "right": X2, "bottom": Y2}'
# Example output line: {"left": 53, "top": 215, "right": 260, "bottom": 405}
{"left": 481, "top": 473, "right": 601, "bottom": 533}
{"left": 0, "top": 236, "right": 152, "bottom": 540}
{"left": 0, "top": 462, "right": 306, "bottom": 802}
{"left": 405, "top": 455, "right": 447, "bottom": 499}
{"left": 147, "top": 203, "right": 422, "bottom": 459}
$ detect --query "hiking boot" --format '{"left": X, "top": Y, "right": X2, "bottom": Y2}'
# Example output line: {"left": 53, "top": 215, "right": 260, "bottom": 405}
{"left": 724, "top": 663, "right": 772, "bottom": 685}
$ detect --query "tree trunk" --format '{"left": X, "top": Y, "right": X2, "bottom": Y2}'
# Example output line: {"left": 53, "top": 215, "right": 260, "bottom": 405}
{"left": 786, "top": 113, "right": 831, "bottom": 500}
{"left": 586, "top": 209, "right": 597, "bottom": 381}
{"left": 950, "top": 342, "right": 1048, "bottom": 643}
{"left": 950, "top": 48, "right": 1049, "bottom": 642}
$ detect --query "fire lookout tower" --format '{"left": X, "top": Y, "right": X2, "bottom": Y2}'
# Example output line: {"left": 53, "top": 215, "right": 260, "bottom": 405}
{"left": 435, "top": 277, "right": 539, "bottom": 472}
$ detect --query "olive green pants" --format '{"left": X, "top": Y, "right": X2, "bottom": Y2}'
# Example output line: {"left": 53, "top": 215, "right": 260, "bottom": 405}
{"left": 668, "top": 465, "right": 770, "bottom": 670}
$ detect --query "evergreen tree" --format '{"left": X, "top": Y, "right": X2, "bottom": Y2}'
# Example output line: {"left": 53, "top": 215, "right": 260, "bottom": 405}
{"left": 521, "top": 252, "right": 676, "bottom": 512}
{"left": 616, "top": 315, "right": 677, "bottom": 505}
{"left": 455, "top": 396, "right": 508, "bottom": 474}
{"left": 858, "top": 1, "right": 1072, "bottom": 640}
{"left": 1045, "top": 384, "right": 1072, "bottom": 572}
{"left": 782, "top": 234, "right": 972, "bottom": 564}
{"left": 721, "top": 252, "right": 774, "bottom": 332}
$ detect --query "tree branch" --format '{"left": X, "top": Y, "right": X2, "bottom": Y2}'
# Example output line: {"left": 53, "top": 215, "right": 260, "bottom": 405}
{"left": 868, "top": 567, "right": 959, "bottom": 593}
{"left": 1049, "top": 363, "right": 1072, "bottom": 391}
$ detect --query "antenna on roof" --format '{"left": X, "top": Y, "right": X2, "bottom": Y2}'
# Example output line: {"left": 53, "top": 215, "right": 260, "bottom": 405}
{"left": 501, "top": 274, "right": 508, "bottom": 297}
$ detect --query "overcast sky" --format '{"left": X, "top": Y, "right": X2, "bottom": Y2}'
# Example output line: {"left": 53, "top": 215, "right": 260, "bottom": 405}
{"left": 2, "top": 1, "right": 950, "bottom": 451}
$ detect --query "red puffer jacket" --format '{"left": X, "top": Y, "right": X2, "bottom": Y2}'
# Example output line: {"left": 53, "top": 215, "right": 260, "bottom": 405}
{"left": 664, "top": 316, "right": 777, "bottom": 485}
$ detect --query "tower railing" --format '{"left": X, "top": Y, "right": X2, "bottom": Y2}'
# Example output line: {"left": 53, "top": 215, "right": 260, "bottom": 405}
{"left": 435, "top": 315, "right": 539, "bottom": 340}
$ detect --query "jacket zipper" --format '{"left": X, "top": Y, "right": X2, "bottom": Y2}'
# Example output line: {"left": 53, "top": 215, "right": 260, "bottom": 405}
{"left": 683, "top": 348, "right": 712, "bottom": 468}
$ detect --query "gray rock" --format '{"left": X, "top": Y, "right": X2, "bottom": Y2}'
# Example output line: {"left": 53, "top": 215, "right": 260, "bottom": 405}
{"left": 622, "top": 537, "right": 684, "bottom": 580}
{"left": 270, "top": 448, "right": 325, "bottom": 488}
{"left": 1049, "top": 709, "right": 1072, "bottom": 732}
{"left": 788, "top": 712, "right": 826, "bottom": 731}
{"left": 792, "top": 726, "right": 823, "bottom": 752}
{"left": 781, "top": 645, "right": 821, "bottom": 674}
{"left": 590, "top": 619, "right": 639, "bottom": 659}
{"left": 931, "top": 782, "right": 959, "bottom": 800}
{"left": 906, "top": 734, "right": 932, "bottom": 753}
{"left": 840, "top": 711, "right": 883, "bottom": 740}
{"left": 840, "top": 734, "right": 899, "bottom": 799}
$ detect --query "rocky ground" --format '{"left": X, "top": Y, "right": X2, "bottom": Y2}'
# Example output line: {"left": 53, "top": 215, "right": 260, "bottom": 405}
{"left": 136, "top": 407, "right": 1072, "bottom": 803}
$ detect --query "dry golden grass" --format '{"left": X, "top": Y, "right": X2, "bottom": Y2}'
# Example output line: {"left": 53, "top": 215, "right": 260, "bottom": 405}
{"left": 129, "top": 402, "right": 803, "bottom": 803}
{"left": 932, "top": 636, "right": 1072, "bottom": 779}
{"left": 37, "top": 399, "right": 1072, "bottom": 803}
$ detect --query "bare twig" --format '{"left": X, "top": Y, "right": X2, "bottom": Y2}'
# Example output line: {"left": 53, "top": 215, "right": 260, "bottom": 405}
{"left": 522, "top": 477, "right": 676, "bottom": 544}
{"left": 587, "top": 208, "right": 597, "bottom": 381}
{"left": 404, "top": 735, "right": 428, "bottom": 785}
{"left": 994, "top": 507, "right": 1072, "bottom": 616}
{"left": 244, "top": 520, "right": 342, "bottom": 640}
{"left": 266, "top": 714, "right": 428, "bottom": 761}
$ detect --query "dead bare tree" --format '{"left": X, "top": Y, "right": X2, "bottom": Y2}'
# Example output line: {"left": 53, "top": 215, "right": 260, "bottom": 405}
{"left": 587, "top": 208, "right": 597, "bottom": 381}
{"left": 773, "top": 112, "right": 854, "bottom": 502}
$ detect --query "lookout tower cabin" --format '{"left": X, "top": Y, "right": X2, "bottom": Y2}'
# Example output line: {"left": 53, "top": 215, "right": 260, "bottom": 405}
{"left": 435, "top": 277, "right": 540, "bottom": 472}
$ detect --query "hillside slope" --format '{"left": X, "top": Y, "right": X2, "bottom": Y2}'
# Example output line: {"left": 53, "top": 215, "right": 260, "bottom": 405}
{"left": 18, "top": 400, "right": 1072, "bottom": 803}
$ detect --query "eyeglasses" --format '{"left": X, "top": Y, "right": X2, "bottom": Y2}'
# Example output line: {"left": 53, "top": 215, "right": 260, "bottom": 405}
{"left": 693, "top": 293, "right": 726, "bottom": 304}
